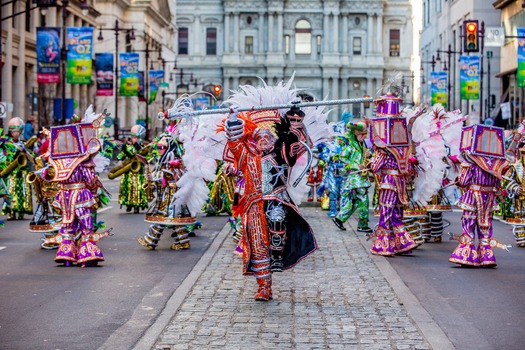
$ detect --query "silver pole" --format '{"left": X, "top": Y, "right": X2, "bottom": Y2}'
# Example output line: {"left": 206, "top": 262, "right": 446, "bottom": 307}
{"left": 164, "top": 97, "right": 375, "bottom": 120}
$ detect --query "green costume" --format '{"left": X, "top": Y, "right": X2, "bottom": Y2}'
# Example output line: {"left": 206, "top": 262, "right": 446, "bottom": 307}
{"left": 333, "top": 122, "right": 372, "bottom": 232}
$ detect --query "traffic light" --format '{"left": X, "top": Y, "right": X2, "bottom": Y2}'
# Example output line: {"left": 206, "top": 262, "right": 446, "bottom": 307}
{"left": 213, "top": 85, "right": 222, "bottom": 99}
{"left": 463, "top": 20, "right": 479, "bottom": 52}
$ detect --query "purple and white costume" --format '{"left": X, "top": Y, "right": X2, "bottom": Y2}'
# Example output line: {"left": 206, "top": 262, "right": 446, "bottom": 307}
{"left": 449, "top": 155, "right": 508, "bottom": 267}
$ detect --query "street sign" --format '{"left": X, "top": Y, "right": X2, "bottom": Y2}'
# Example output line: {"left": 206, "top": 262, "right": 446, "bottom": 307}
{"left": 0, "top": 102, "right": 6, "bottom": 119}
{"left": 485, "top": 27, "right": 505, "bottom": 47}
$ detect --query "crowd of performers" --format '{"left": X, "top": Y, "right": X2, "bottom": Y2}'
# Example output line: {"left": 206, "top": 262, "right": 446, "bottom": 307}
{"left": 2, "top": 76, "right": 525, "bottom": 299}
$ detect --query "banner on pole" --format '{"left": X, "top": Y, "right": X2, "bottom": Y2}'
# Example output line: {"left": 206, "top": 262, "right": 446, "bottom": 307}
{"left": 66, "top": 27, "right": 93, "bottom": 84}
{"left": 119, "top": 53, "right": 139, "bottom": 97}
{"left": 460, "top": 55, "right": 480, "bottom": 100}
{"left": 138, "top": 71, "right": 146, "bottom": 102}
{"left": 95, "top": 53, "right": 114, "bottom": 96}
{"left": 430, "top": 72, "right": 447, "bottom": 107}
{"left": 36, "top": 27, "right": 61, "bottom": 84}
{"left": 517, "top": 28, "right": 525, "bottom": 87}
{"left": 148, "top": 70, "right": 164, "bottom": 104}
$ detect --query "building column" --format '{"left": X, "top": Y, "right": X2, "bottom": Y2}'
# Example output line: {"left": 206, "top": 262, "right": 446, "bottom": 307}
{"left": 13, "top": 3, "right": 26, "bottom": 118}
{"left": 323, "top": 13, "right": 330, "bottom": 53}
{"left": 342, "top": 14, "right": 348, "bottom": 54}
{"left": 233, "top": 13, "right": 240, "bottom": 52}
{"left": 224, "top": 13, "right": 231, "bottom": 53}
{"left": 268, "top": 13, "right": 274, "bottom": 52}
{"left": 341, "top": 78, "right": 348, "bottom": 99}
{"left": 333, "top": 13, "right": 339, "bottom": 53}
{"left": 258, "top": 12, "right": 265, "bottom": 54}
{"left": 376, "top": 15, "right": 383, "bottom": 54}
{"left": 277, "top": 12, "right": 283, "bottom": 52}
{"left": 367, "top": 15, "right": 374, "bottom": 54}
{"left": 323, "top": 77, "right": 330, "bottom": 99}
{"left": 367, "top": 79, "right": 373, "bottom": 97}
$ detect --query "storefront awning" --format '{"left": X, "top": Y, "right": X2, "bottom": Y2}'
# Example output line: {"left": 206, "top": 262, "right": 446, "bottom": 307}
{"left": 495, "top": 67, "right": 517, "bottom": 78}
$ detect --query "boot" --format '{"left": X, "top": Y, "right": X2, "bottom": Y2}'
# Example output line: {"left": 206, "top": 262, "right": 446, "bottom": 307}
{"left": 332, "top": 217, "right": 346, "bottom": 231}
{"left": 254, "top": 276, "right": 272, "bottom": 301}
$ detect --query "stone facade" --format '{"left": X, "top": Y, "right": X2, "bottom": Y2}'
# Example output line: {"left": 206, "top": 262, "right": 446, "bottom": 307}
{"left": 176, "top": 0, "right": 414, "bottom": 120}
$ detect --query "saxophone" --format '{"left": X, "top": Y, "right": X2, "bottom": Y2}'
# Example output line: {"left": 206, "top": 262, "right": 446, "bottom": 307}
{"left": 142, "top": 160, "right": 155, "bottom": 202}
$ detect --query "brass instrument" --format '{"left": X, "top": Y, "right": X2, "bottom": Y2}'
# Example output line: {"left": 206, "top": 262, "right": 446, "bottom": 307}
{"left": 142, "top": 160, "right": 155, "bottom": 202}
{"left": 26, "top": 171, "right": 37, "bottom": 183}
{"left": 0, "top": 153, "right": 28, "bottom": 178}
{"left": 107, "top": 143, "right": 152, "bottom": 180}
{"left": 108, "top": 157, "right": 142, "bottom": 180}
{"left": 25, "top": 135, "right": 38, "bottom": 149}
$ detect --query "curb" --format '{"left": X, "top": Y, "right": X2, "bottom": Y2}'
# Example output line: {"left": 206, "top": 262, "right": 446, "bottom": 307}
{"left": 351, "top": 216, "right": 455, "bottom": 350}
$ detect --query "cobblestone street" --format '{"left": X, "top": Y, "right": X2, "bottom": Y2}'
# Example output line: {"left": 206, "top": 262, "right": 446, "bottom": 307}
{"left": 153, "top": 207, "right": 433, "bottom": 349}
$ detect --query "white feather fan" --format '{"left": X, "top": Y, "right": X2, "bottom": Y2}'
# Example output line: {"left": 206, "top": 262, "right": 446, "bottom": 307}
{"left": 411, "top": 107, "right": 448, "bottom": 205}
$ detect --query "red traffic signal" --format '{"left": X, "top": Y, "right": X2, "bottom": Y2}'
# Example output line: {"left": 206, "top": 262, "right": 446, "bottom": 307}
{"left": 463, "top": 20, "right": 479, "bottom": 52}
{"left": 213, "top": 85, "right": 222, "bottom": 98}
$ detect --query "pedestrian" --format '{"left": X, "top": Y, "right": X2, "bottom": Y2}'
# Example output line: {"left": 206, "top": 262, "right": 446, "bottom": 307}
{"left": 23, "top": 115, "right": 36, "bottom": 141}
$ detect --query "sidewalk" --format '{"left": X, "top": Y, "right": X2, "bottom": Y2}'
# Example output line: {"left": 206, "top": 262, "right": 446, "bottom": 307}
{"left": 135, "top": 206, "right": 453, "bottom": 349}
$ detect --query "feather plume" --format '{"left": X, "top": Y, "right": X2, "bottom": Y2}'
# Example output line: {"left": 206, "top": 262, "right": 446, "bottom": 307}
{"left": 411, "top": 107, "right": 448, "bottom": 205}
{"left": 223, "top": 74, "right": 329, "bottom": 204}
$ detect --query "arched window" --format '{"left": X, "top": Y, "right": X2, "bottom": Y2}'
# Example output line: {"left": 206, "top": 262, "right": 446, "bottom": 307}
{"left": 295, "top": 19, "right": 312, "bottom": 54}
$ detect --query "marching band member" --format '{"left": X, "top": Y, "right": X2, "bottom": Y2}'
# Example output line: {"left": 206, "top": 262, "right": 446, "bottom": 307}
{"left": 109, "top": 124, "right": 149, "bottom": 213}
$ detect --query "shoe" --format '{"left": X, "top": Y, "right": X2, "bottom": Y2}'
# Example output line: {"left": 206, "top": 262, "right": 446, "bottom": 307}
{"left": 307, "top": 197, "right": 313, "bottom": 202}
{"left": 126, "top": 206, "right": 132, "bottom": 212}
{"left": 170, "top": 242, "right": 190, "bottom": 250}
{"left": 137, "top": 237, "right": 155, "bottom": 250}
{"left": 254, "top": 278, "right": 273, "bottom": 301}
{"left": 357, "top": 227, "right": 373, "bottom": 233}
{"left": 134, "top": 207, "right": 139, "bottom": 214}
{"left": 332, "top": 217, "right": 346, "bottom": 231}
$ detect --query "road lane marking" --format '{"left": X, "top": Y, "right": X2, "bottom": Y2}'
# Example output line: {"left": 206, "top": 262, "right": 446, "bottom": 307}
{"left": 0, "top": 247, "right": 6, "bottom": 250}
{"left": 98, "top": 206, "right": 113, "bottom": 213}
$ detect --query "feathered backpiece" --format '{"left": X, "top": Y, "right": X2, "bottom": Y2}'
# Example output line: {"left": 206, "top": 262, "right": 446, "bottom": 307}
{"left": 222, "top": 75, "right": 330, "bottom": 204}
{"left": 162, "top": 93, "right": 221, "bottom": 217}
{"left": 411, "top": 105, "right": 448, "bottom": 205}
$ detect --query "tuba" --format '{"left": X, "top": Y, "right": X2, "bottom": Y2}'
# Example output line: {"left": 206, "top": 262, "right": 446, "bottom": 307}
{"left": 0, "top": 153, "right": 28, "bottom": 178}
{"left": 25, "top": 135, "right": 38, "bottom": 149}
{"left": 107, "top": 157, "right": 142, "bottom": 180}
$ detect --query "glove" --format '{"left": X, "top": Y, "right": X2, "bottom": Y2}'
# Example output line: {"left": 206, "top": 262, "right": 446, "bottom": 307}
{"left": 224, "top": 109, "right": 245, "bottom": 141}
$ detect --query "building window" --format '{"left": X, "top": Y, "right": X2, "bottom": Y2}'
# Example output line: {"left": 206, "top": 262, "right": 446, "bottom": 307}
{"left": 317, "top": 35, "right": 322, "bottom": 54}
{"left": 245, "top": 36, "right": 253, "bottom": 54}
{"left": 295, "top": 19, "right": 312, "bottom": 54}
{"left": 178, "top": 27, "right": 188, "bottom": 55}
{"left": 206, "top": 28, "right": 217, "bottom": 55}
{"left": 285, "top": 35, "right": 290, "bottom": 54}
{"left": 389, "top": 29, "right": 400, "bottom": 57}
{"left": 353, "top": 37, "right": 362, "bottom": 55}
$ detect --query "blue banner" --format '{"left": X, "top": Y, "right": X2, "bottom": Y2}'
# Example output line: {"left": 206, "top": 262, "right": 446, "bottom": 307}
{"left": 518, "top": 28, "right": 525, "bottom": 87}
{"left": 459, "top": 55, "right": 480, "bottom": 100}
{"left": 36, "top": 27, "right": 61, "bottom": 84}
{"left": 148, "top": 70, "right": 164, "bottom": 104}
{"left": 430, "top": 72, "right": 447, "bottom": 107}
{"left": 95, "top": 53, "right": 114, "bottom": 96}
{"left": 66, "top": 27, "right": 93, "bottom": 84}
{"left": 119, "top": 53, "right": 139, "bottom": 97}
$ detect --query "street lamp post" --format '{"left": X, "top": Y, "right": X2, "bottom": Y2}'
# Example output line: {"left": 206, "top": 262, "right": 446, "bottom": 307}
{"left": 436, "top": 44, "right": 461, "bottom": 110}
{"left": 97, "top": 20, "right": 135, "bottom": 139}
{"left": 132, "top": 34, "right": 162, "bottom": 141}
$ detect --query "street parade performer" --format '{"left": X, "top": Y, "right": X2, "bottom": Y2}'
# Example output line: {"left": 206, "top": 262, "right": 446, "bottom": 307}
{"left": 368, "top": 93, "right": 418, "bottom": 256}
{"left": 317, "top": 136, "right": 347, "bottom": 218}
{"left": 449, "top": 124, "right": 513, "bottom": 267}
{"left": 138, "top": 96, "right": 215, "bottom": 250}
{"left": 35, "top": 106, "right": 112, "bottom": 267}
{"left": 109, "top": 124, "right": 149, "bottom": 213}
{"left": 218, "top": 77, "right": 326, "bottom": 301}
{"left": 332, "top": 120, "right": 373, "bottom": 233}
{"left": 2, "top": 117, "right": 36, "bottom": 220}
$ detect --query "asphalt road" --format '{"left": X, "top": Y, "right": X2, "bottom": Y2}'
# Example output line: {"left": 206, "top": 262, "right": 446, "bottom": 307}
{"left": 365, "top": 209, "right": 525, "bottom": 350}
{"left": 0, "top": 178, "right": 228, "bottom": 350}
